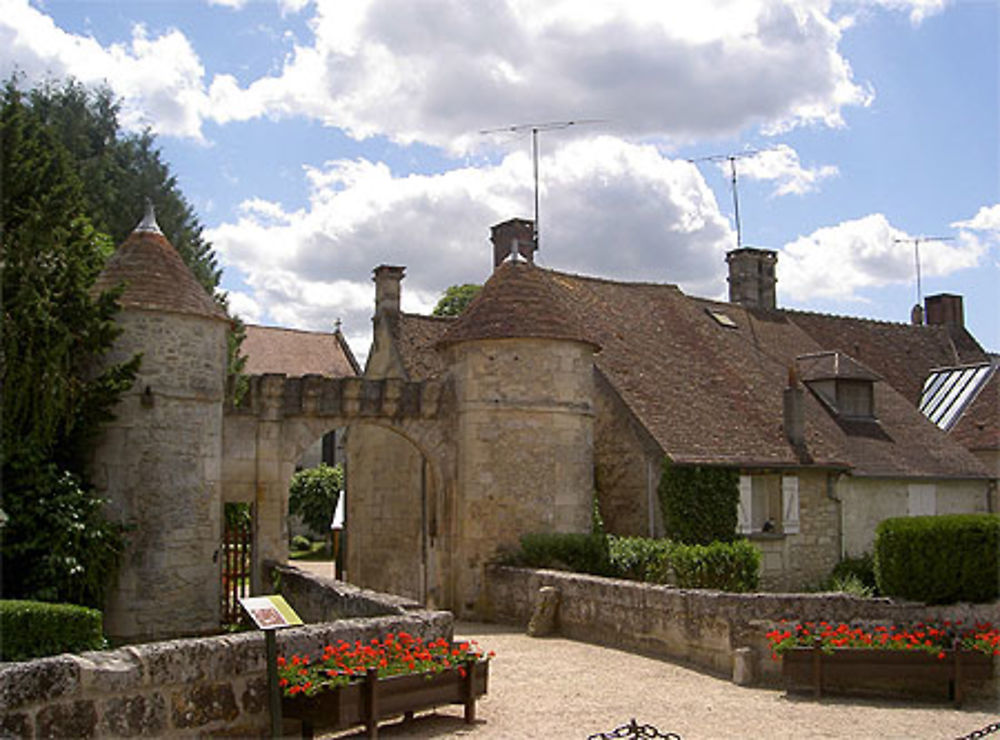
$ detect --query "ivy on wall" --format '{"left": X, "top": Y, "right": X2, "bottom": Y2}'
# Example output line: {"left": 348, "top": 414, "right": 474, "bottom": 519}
{"left": 658, "top": 458, "right": 738, "bottom": 545}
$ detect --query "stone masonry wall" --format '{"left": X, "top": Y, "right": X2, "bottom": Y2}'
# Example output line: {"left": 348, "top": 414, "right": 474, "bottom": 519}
{"left": 755, "top": 471, "right": 840, "bottom": 592}
{"left": 345, "top": 424, "right": 426, "bottom": 602}
{"left": 450, "top": 338, "right": 595, "bottom": 616}
{"left": 0, "top": 568, "right": 452, "bottom": 739}
{"left": 485, "top": 565, "right": 1000, "bottom": 690}
{"left": 92, "top": 309, "right": 227, "bottom": 641}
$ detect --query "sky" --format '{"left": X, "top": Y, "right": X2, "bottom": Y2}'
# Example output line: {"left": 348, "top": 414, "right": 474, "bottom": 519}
{"left": 3, "top": 0, "right": 998, "bottom": 360}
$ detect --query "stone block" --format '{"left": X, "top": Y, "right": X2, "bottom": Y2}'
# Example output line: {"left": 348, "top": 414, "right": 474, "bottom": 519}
{"left": 241, "top": 675, "right": 269, "bottom": 715}
{"left": 100, "top": 693, "right": 168, "bottom": 737}
{"left": 0, "top": 656, "right": 79, "bottom": 710}
{"left": 732, "top": 647, "right": 755, "bottom": 685}
{"left": 36, "top": 700, "right": 97, "bottom": 738}
{"left": 73, "top": 649, "right": 144, "bottom": 694}
{"left": 0, "top": 712, "right": 31, "bottom": 739}
{"left": 171, "top": 683, "right": 239, "bottom": 729}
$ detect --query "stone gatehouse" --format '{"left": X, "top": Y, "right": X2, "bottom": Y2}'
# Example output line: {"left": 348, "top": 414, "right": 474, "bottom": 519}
{"left": 91, "top": 211, "right": 995, "bottom": 641}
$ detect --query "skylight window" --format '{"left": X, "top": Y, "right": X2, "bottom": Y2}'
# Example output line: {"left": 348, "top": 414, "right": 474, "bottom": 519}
{"left": 706, "top": 308, "right": 738, "bottom": 328}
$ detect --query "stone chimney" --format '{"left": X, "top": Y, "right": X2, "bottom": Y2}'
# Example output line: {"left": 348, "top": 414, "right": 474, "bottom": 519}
{"left": 783, "top": 365, "right": 805, "bottom": 448}
{"left": 924, "top": 293, "right": 964, "bottom": 328}
{"left": 491, "top": 218, "right": 537, "bottom": 268}
{"left": 726, "top": 247, "right": 777, "bottom": 310}
{"left": 373, "top": 265, "right": 405, "bottom": 320}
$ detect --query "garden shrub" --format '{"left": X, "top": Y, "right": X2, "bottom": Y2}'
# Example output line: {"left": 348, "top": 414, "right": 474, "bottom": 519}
{"left": 289, "top": 463, "right": 342, "bottom": 537}
{"left": 874, "top": 514, "right": 1000, "bottom": 604}
{"left": 830, "top": 553, "right": 877, "bottom": 593}
{"left": 607, "top": 536, "right": 674, "bottom": 582}
{"left": 658, "top": 459, "right": 738, "bottom": 545}
{"left": 0, "top": 600, "right": 105, "bottom": 661}
{"left": 666, "top": 539, "right": 760, "bottom": 592}
{"left": 290, "top": 534, "right": 312, "bottom": 552}
{"left": 516, "top": 532, "right": 614, "bottom": 576}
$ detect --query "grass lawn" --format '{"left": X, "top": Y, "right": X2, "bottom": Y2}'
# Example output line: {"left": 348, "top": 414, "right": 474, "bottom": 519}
{"left": 289, "top": 540, "right": 334, "bottom": 561}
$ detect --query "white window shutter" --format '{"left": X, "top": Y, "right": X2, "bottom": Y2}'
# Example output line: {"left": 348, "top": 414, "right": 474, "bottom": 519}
{"left": 907, "top": 484, "right": 936, "bottom": 516}
{"left": 782, "top": 475, "right": 800, "bottom": 534}
{"left": 737, "top": 475, "right": 753, "bottom": 534}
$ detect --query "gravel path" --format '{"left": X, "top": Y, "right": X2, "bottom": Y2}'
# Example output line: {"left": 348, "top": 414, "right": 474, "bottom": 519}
{"left": 320, "top": 621, "right": 998, "bottom": 739}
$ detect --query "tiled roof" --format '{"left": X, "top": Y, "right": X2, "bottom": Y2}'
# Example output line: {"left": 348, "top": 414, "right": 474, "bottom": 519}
{"left": 436, "top": 261, "right": 599, "bottom": 350}
{"left": 399, "top": 264, "right": 986, "bottom": 478}
{"left": 93, "top": 229, "right": 227, "bottom": 321}
{"left": 241, "top": 325, "right": 360, "bottom": 378}
{"left": 782, "top": 310, "right": 987, "bottom": 405}
{"left": 797, "top": 352, "right": 881, "bottom": 382}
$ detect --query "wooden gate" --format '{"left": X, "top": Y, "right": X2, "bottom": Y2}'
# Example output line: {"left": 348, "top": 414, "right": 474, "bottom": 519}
{"left": 221, "top": 504, "right": 252, "bottom": 626}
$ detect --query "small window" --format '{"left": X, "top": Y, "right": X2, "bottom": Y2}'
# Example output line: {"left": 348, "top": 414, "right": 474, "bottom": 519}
{"left": 738, "top": 474, "right": 800, "bottom": 535}
{"left": 706, "top": 308, "right": 738, "bottom": 329}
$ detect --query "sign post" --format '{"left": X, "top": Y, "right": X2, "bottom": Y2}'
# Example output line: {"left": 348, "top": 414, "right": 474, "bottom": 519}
{"left": 239, "top": 595, "right": 303, "bottom": 738}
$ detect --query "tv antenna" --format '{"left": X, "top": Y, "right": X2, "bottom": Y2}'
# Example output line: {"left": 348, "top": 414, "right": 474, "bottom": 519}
{"left": 480, "top": 119, "right": 603, "bottom": 250}
{"left": 688, "top": 150, "right": 768, "bottom": 249}
{"left": 893, "top": 235, "right": 953, "bottom": 309}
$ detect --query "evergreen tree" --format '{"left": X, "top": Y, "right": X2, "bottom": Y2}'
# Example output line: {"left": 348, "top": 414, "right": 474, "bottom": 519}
{"left": 1, "top": 80, "right": 137, "bottom": 607}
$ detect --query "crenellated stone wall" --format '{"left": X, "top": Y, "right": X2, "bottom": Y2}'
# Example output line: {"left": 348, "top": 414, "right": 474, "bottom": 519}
{"left": 0, "top": 567, "right": 452, "bottom": 739}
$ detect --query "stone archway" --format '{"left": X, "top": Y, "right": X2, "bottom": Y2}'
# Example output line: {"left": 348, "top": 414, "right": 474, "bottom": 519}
{"left": 221, "top": 374, "right": 455, "bottom": 603}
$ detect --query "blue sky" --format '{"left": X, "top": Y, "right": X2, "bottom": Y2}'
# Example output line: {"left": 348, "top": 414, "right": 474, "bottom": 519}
{"left": 3, "top": 0, "right": 997, "bottom": 357}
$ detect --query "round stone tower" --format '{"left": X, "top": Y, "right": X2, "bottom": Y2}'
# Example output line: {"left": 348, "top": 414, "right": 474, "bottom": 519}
{"left": 436, "top": 260, "right": 599, "bottom": 615}
{"left": 90, "top": 204, "right": 229, "bottom": 641}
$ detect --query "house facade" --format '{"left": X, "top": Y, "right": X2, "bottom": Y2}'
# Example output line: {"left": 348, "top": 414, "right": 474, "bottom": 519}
{"left": 347, "top": 219, "right": 995, "bottom": 602}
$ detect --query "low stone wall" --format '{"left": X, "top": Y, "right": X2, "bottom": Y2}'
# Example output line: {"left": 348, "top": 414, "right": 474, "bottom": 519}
{"left": 272, "top": 562, "right": 425, "bottom": 621}
{"left": 1, "top": 567, "right": 452, "bottom": 738}
{"left": 485, "top": 565, "right": 999, "bottom": 689}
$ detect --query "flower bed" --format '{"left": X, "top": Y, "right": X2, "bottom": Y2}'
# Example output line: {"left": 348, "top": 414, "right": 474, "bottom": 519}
{"left": 278, "top": 633, "right": 492, "bottom": 738}
{"left": 768, "top": 620, "right": 998, "bottom": 706}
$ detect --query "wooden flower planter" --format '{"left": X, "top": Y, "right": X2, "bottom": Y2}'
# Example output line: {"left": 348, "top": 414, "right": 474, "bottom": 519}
{"left": 782, "top": 647, "right": 993, "bottom": 707}
{"left": 281, "top": 659, "right": 489, "bottom": 739}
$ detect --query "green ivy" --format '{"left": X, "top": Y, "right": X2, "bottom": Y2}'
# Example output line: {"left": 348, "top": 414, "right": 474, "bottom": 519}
{"left": 658, "top": 459, "right": 738, "bottom": 545}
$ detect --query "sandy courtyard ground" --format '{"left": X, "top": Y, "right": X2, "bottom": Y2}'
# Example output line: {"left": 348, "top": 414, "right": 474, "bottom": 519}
{"left": 318, "top": 621, "right": 999, "bottom": 739}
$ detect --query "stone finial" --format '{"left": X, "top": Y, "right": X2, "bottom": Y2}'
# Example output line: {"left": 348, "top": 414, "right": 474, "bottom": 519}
{"left": 135, "top": 198, "right": 163, "bottom": 235}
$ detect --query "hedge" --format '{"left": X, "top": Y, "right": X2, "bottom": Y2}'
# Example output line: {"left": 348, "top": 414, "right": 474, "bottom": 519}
{"left": 608, "top": 536, "right": 674, "bottom": 582}
{"left": 666, "top": 539, "right": 760, "bottom": 592}
{"left": 513, "top": 532, "right": 614, "bottom": 576}
{"left": 874, "top": 514, "right": 1000, "bottom": 604}
{"left": 0, "top": 599, "right": 105, "bottom": 661}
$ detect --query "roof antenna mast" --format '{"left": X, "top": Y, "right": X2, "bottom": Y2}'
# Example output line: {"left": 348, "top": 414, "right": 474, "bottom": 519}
{"left": 480, "top": 119, "right": 603, "bottom": 250}
{"left": 688, "top": 150, "right": 768, "bottom": 249}
{"left": 893, "top": 235, "right": 954, "bottom": 311}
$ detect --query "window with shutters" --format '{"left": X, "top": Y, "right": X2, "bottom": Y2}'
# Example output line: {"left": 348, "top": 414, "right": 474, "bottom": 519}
{"left": 737, "top": 473, "right": 800, "bottom": 535}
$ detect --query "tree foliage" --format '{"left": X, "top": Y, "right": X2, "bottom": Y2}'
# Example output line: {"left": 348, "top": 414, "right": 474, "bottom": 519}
{"left": 658, "top": 459, "right": 739, "bottom": 545}
{"left": 432, "top": 283, "right": 482, "bottom": 317}
{"left": 1, "top": 80, "right": 136, "bottom": 607}
{"left": 289, "top": 464, "right": 343, "bottom": 537}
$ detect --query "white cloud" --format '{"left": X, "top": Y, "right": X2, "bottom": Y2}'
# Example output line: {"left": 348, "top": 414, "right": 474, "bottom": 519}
{"left": 226, "top": 291, "right": 263, "bottom": 324}
{"left": 2, "top": 0, "right": 872, "bottom": 146}
{"left": 734, "top": 145, "right": 839, "bottom": 197}
{"left": 778, "top": 213, "right": 986, "bottom": 301}
{"left": 207, "top": 0, "right": 248, "bottom": 9}
{"left": 952, "top": 204, "right": 1000, "bottom": 233}
{"left": 208, "top": 136, "right": 733, "bottom": 344}
{"left": 855, "top": 0, "right": 950, "bottom": 25}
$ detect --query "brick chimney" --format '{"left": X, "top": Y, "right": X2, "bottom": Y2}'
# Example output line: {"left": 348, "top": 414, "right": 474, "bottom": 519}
{"left": 373, "top": 265, "right": 405, "bottom": 320}
{"left": 491, "top": 218, "right": 536, "bottom": 268}
{"left": 924, "top": 293, "right": 964, "bottom": 328}
{"left": 726, "top": 247, "right": 777, "bottom": 310}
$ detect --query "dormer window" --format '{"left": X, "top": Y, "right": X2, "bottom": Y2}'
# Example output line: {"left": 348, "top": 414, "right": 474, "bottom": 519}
{"left": 797, "top": 351, "right": 879, "bottom": 420}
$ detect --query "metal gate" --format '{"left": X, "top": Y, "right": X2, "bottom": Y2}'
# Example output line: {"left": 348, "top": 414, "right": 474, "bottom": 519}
{"left": 221, "top": 504, "right": 252, "bottom": 626}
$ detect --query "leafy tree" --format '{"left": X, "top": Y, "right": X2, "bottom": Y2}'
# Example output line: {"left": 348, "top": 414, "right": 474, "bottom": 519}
{"left": 289, "top": 464, "right": 343, "bottom": 537}
{"left": 1, "top": 80, "right": 136, "bottom": 607}
{"left": 658, "top": 459, "right": 739, "bottom": 545}
{"left": 432, "top": 283, "right": 482, "bottom": 317}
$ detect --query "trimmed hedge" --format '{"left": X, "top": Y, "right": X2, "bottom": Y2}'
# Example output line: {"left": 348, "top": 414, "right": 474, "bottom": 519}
{"left": 514, "top": 533, "right": 614, "bottom": 576}
{"left": 0, "top": 599, "right": 105, "bottom": 661}
{"left": 608, "top": 536, "right": 674, "bottom": 582}
{"left": 658, "top": 460, "right": 738, "bottom": 545}
{"left": 667, "top": 539, "right": 761, "bottom": 592}
{"left": 874, "top": 514, "right": 1000, "bottom": 604}
{"left": 509, "top": 533, "right": 760, "bottom": 592}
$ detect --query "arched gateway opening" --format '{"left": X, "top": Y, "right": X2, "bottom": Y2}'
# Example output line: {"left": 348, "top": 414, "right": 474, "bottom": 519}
{"left": 221, "top": 374, "right": 453, "bottom": 608}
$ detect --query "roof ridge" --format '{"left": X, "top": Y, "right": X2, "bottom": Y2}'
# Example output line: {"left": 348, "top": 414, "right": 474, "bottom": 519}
{"left": 246, "top": 324, "right": 339, "bottom": 336}
{"left": 541, "top": 265, "right": 682, "bottom": 290}
{"left": 780, "top": 305, "right": 922, "bottom": 328}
